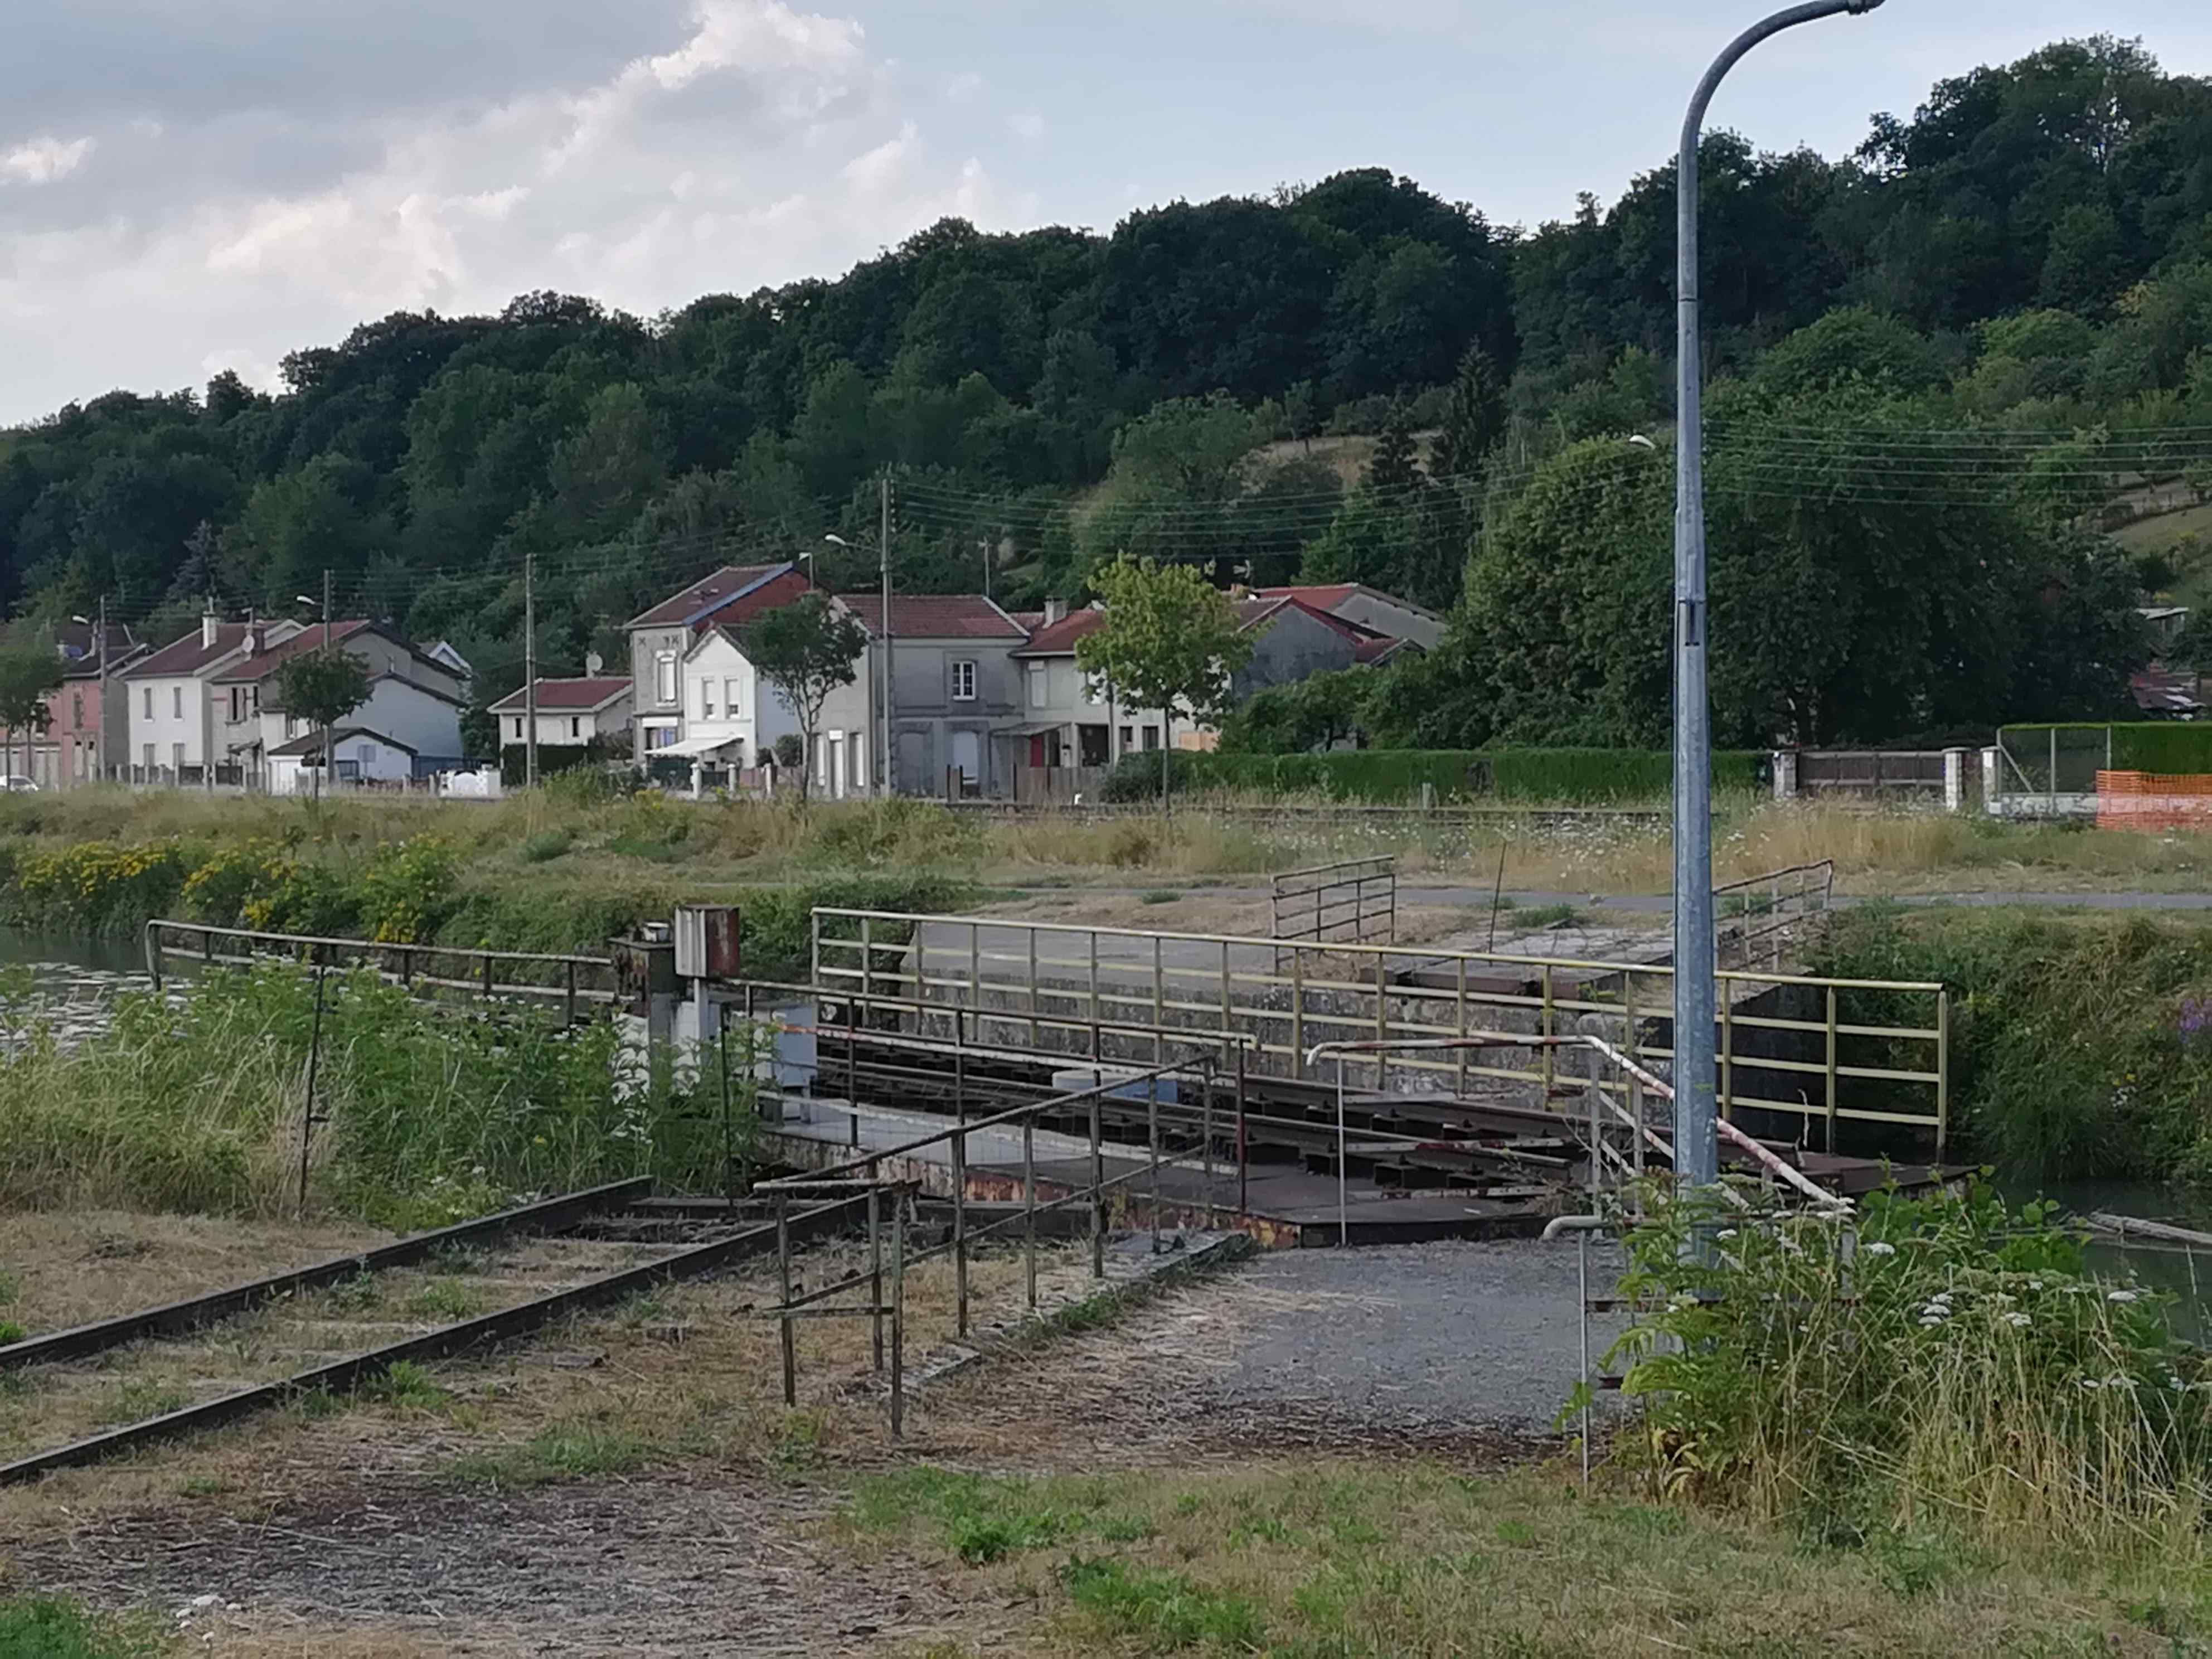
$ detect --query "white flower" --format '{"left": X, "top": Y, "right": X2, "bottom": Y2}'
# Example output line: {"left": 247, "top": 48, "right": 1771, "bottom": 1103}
{"left": 1931, "top": 1290, "right": 1953, "bottom": 1303}
{"left": 1863, "top": 1240, "right": 1896, "bottom": 1257}
{"left": 1920, "top": 1303, "right": 1951, "bottom": 1320}
{"left": 1716, "top": 1229, "right": 1739, "bottom": 1240}
{"left": 2108, "top": 1290, "right": 2140, "bottom": 1304}
{"left": 1992, "top": 1293, "right": 2015, "bottom": 1306}
{"left": 2004, "top": 1312, "right": 2031, "bottom": 1328}
{"left": 2028, "top": 1280, "right": 2044, "bottom": 1291}
{"left": 2079, "top": 1377, "right": 2103, "bottom": 1390}
{"left": 1918, "top": 1316, "right": 1944, "bottom": 1328}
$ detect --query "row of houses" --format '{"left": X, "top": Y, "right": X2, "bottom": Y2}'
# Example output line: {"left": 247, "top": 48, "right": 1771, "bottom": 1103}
{"left": 11, "top": 567, "right": 1433, "bottom": 799}
{"left": 497, "top": 565, "right": 1439, "bottom": 800}
{"left": 17, "top": 614, "right": 470, "bottom": 793}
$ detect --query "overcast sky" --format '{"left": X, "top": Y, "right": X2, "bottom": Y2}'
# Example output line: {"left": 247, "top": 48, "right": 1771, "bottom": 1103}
{"left": 3, "top": 0, "right": 2209, "bottom": 426}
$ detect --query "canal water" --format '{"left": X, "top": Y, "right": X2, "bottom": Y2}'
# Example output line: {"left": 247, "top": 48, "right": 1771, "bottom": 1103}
{"left": 0, "top": 928, "right": 150, "bottom": 1050}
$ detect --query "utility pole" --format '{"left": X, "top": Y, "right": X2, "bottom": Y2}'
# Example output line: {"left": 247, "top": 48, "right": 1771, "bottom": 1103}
{"left": 1671, "top": 0, "right": 1883, "bottom": 1189}
{"left": 880, "top": 471, "right": 896, "bottom": 797}
{"left": 96, "top": 594, "right": 108, "bottom": 785}
{"left": 524, "top": 550, "right": 539, "bottom": 789}
{"left": 316, "top": 568, "right": 332, "bottom": 801}
{"left": 979, "top": 537, "right": 992, "bottom": 602}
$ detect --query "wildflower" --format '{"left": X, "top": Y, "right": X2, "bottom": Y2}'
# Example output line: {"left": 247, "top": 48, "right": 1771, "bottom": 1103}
{"left": 2108, "top": 1290, "right": 2140, "bottom": 1304}
{"left": 2028, "top": 1279, "right": 2044, "bottom": 1292}
{"left": 1716, "top": 1229, "right": 1738, "bottom": 1240}
{"left": 1862, "top": 1241, "right": 1896, "bottom": 1257}
{"left": 2078, "top": 1377, "right": 2103, "bottom": 1391}
{"left": 2004, "top": 1312, "right": 2031, "bottom": 1328}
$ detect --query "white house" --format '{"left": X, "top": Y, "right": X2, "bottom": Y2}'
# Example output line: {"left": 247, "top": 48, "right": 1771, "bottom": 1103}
{"left": 123, "top": 613, "right": 306, "bottom": 784}
{"left": 213, "top": 621, "right": 467, "bottom": 788}
{"left": 266, "top": 728, "right": 423, "bottom": 795}
{"left": 488, "top": 677, "right": 635, "bottom": 749}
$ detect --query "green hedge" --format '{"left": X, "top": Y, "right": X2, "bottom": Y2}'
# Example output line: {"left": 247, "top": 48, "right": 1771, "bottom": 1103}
{"left": 1100, "top": 748, "right": 1765, "bottom": 805}
{"left": 2000, "top": 723, "right": 2212, "bottom": 774}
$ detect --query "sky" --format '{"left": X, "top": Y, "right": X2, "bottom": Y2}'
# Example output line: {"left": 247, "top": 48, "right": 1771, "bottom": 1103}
{"left": 3, "top": 0, "right": 2210, "bottom": 426}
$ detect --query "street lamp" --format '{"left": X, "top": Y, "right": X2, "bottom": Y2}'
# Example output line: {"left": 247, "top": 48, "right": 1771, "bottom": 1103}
{"left": 1672, "top": 0, "right": 1884, "bottom": 1189}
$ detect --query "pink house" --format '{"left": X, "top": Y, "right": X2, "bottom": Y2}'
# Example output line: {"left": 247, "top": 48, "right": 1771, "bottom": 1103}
{"left": 19, "top": 623, "right": 144, "bottom": 788}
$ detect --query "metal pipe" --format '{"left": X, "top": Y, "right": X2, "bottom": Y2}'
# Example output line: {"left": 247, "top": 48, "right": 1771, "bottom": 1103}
{"left": 1090, "top": 1071, "right": 1105, "bottom": 1279}
{"left": 889, "top": 1193, "right": 905, "bottom": 1438}
{"left": 868, "top": 1184, "right": 884, "bottom": 1372}
{"left": 1673, "top": 0, "right": 1886, "bottom": 1190}
{"left": 777, "top": 1192, "right": 795, "bottom": 1406}
{"left": 1023, "top": 1117, "right": 1037, "bottom": 1311}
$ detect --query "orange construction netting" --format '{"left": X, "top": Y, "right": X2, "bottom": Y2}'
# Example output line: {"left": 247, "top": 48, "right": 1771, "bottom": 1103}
{"left": 2096, "top": 769, "right": 2212, "bottom": 831}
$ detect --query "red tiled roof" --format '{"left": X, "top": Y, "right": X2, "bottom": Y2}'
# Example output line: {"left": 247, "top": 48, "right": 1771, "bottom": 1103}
{"left": 695, "top": 569, "right": 813, "bottom": 636}
{"left": 1011, "top": 609, "right": 1106, "bottom": 657}
{"left": 1354, "top": 636, "right": 1415, "bottom": 664}
{"left": 627, "top": 564, "right": 793, "bottom": 629}
{"left": 837, "top": 594, "right": 1026, "bottom": 640}
{"left": 125, "top": 622, "right": 262, "bottom": 679}
{"left": 212, "top": 620, "right": 373, "bottom": 682}
{"left": 1253, "top": 583, "right": 1359, "bottom": 610}
{"left": 487, "top": 677, "right": 633, "bottom": 713}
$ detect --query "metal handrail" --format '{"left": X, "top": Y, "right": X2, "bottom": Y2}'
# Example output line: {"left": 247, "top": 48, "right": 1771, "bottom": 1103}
{"left": 144, "top": 918, "right": 612, "bottom": 969}
{"left": 811, "top": 904, "right": 1943, "bottom": 992}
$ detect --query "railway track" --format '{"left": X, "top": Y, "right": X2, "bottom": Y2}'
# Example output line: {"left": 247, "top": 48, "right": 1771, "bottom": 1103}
{"left": 0, "top": 1182, "right": 857, "bottom": 1485}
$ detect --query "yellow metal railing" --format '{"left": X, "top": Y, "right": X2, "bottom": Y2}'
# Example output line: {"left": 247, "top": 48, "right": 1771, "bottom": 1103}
{"left": 809, "top": 907, "right": 1949, "bottom": 1155}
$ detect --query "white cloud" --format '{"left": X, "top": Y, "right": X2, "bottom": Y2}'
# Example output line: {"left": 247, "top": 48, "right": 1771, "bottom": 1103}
{"left": 0, "top": 2, "right": 1027, "bottom": 419}
{"left": 1, "top": 135, "right": 94, "bottom": 185}
{"left": 1008, "top": 110, "right": 1045, "bottom": 140}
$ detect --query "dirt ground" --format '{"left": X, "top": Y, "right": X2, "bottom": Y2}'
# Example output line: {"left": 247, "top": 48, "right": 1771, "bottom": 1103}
{"left": 0, "top": 1226, "right": 1560, "bottom": 1656}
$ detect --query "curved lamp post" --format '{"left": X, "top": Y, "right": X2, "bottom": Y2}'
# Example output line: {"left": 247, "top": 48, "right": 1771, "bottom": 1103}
{"left": 1673, "top": 0, "right": 1885, "bottom": 1187}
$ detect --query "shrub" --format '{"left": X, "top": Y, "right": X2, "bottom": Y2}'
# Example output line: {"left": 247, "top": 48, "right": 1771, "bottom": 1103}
{"left": 2, "top": 840, "right": 190, "bottom": 934}
{"left": 1608, "top": 1183, "right": 2212, "bottom": 1553}
{"left": 355, "top": 837, "right": 459, "bottom": 942}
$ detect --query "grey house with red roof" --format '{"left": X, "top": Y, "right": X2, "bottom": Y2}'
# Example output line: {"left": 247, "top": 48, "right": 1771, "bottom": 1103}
{"left": 624, "top": 562, "right": 803, "bottom": 760}
{"left": 624, "top": 561, "right": 1027, "bottom": 795}
{"left": 211, "top": 620, "right": 468, "bottom": 788}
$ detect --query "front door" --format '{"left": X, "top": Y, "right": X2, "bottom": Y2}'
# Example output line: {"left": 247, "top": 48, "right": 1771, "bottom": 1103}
{"left": 950, "top": 730, "right": 981, "bottom": 797}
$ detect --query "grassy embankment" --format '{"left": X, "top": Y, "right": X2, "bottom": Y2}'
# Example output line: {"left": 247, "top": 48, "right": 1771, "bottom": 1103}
{"left": 7, "top": 788, "right": 2212, "bottom": 948}
{"left": 1816, "top": 906, "right": 2212, "bottom": 1188}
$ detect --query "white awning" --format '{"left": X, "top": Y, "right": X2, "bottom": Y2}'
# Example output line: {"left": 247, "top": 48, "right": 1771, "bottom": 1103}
{"left": 653, "top": 733, "right": 745, "bottom": 759}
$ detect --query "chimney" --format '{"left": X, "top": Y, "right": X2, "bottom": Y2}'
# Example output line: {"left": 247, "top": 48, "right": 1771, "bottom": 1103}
{"left": 249, "top": 622, "right": 266, "bottom": 654}
{"left": 1042, "top": 596, "right": 1067, "bottom": 627}
{"left": 200, "top": 608, "right": 220, "bottom": 650}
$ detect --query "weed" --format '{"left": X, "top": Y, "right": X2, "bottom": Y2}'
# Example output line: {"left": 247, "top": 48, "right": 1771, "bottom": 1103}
{"left": 520, "top": 829, "right": 574, "bottom": 864}
{"left": 446, "top": 1420, "right": 655, "bottom": 1485}
{"left": 177, "top": 1474, "right": 230, "bottom": 1499}
{"left": 93, "top": 1379, "right": 189, "bottom": 1427}
{"left": 321, "top": 1272, "right": 381, "bottom": 1313}
{"left": 1057, "top": 1554, "right": 1267, "bottom": 1650}
{"left": 361, "top": 1360, "right": 445, "bottom": 1411}
{"left": 283, "top": 1385, "right": 343, "bottom": 1422}
{"left": 769, "top": 1410, "right": 829, "bottom": 1473}
{"left": 0, "top": 1595, "right": 167, "bottom": 1659}
{"left": 1493, "top": 1520, "right": 1536, "bottom": 1546}
{"left": 1139, "top": 889, "right": 1180, "bottom": 905}
{"left": 0, "top": 1322, "right": 22, "bottom": 1347}
{"left": 406, "top": 1279, "right": 483, "bottom": 1321}
{"left": 0, "top": 1269, "right": 18, "bottom": 1307}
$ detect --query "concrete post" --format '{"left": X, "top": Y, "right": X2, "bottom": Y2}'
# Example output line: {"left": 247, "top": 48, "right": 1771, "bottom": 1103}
{"left": 1980, "top": 748, "right": 2000, "bottom": 814}
{"left": 1771, "top": 749, "right": 1799, "bottom": 802}
{"left": 1943, "top": 748, "right": 1970, "bottom": 813}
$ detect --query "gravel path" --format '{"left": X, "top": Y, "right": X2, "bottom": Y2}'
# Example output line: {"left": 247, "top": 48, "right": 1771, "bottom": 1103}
{"left": 1199, "top": 1240, "right": 1629, "bottom": 1436}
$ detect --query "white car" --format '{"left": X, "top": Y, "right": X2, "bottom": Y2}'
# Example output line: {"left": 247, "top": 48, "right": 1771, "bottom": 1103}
{"left": 2, "top": 777, "right": 39, "bottom": 792}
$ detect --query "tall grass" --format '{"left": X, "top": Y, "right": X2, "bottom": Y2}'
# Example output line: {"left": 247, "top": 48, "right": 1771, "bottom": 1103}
{"left": 0, "top": 964, "right": 734, "bottom": 1224}
{"left": 1612, "top": 1185, "right": 2212, "bottom": 1559}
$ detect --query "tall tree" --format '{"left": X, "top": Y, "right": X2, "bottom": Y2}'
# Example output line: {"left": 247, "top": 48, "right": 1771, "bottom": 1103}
{"left": 743, "top": 594, "right": 869, "bottom": 804}
{"left": 0, "top": 642, "right": 62, "bottom": 785}
{"left": 272, "top": 646, "right": 374, "bottom": 802}
{"left": 1075, "top": 556, "right": 1253, "bottom": 812}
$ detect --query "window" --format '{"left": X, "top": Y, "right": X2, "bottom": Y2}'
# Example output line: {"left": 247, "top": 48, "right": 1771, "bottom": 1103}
{"left": 228, "top": 687, "right": 244, "bottom": 723}
{"left": 654, "top": 653, "right": 677, "bottom": 704}
{"left": 1119, "top": 725, "right": 1133, "bottom": 752}
{"left": 950, "top": 659, "right": 977, "bottom": 701}
{"left": 172, "top": 687, "right": 182, "bottom": 719}
{"left": 250, "top": 687, "right": 259, "bottom": 715}
{"left": 512, "top": 718, "right": 523, "bottom": 741}
{"left": 172, "top": 742, "right": 186, "bottom": 774}
{"left": 1142, "top": 725, "right": 1161, "bottom": 752}
{"left": 142, "top": 743, "right": 154, "bottom": 775}
{"left": 1082, "top": 673, "right": 1106, "bottom": 707}
{"left": 570, "top": 717, "right": 580, "bottom": 739}
{"left": 725, "top": 677, "right": 741, "bottom": 716}
{"left": 1026, "top": 662, "right": 1047, "bottom": 709}
{"left": 71, "top": 693, "right": 83, "bottom": 729}
{"left": 700, "top": 681, "right": 716, "bottom": 719}
{"left": 142, "top": 688, "right": 152, "bottom": 720}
